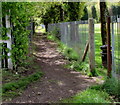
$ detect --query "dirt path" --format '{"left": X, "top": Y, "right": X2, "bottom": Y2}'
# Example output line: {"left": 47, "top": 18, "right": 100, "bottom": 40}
{"left": 8, "top": 33, "right": 96, "bottom": 103}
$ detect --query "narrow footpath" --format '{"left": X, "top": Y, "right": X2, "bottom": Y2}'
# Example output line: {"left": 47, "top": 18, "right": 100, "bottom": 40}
{"left": 10, "top": 33, "right": 96, "bottom": 103}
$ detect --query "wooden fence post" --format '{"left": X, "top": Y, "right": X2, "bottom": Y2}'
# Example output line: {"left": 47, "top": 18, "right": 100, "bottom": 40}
{"left": 89, "top": 18, "right": 95, "bottom": 75}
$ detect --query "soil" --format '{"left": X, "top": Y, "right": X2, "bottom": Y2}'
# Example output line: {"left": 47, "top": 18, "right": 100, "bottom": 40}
{"left": 3, "top": 33, "right": 96, "bottom": 103}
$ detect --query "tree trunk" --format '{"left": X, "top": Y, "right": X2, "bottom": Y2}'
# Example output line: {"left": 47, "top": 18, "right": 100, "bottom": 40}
{"left": 45, "top": 23, "right": 48, "bottom": 32}
{"left": 100, "top": 1, "right": 107, "bottom": 45}
{"left": 60, "top": 5, "right": 64, "bottom": 22}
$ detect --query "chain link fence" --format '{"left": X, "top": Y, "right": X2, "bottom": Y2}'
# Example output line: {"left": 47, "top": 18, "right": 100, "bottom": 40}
{"left": 48, "top": 20, "right": 89, "bottom": 62}
{"left": 111, "top": 15, "right": 120, "bottom": 78}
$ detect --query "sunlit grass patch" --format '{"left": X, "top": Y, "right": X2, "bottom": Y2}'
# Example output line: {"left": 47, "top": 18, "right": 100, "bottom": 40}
{"left": 62, "top": 89, "right": 111, "bottom": 103}
{"left": 35, "top": 26, "right": 45, "bottom": 33}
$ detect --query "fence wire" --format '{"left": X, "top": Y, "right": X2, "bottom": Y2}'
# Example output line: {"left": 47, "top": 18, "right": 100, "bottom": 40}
{"left": 48, "top": 20, "right": 89, "bottom": 61}
{"left": 111, "top": 15, "right": 120, "bottom": 78}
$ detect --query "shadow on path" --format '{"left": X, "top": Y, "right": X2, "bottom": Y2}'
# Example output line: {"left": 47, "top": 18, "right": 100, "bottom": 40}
{"left": 9, "top": 33, "right": 96, "bottom": 103}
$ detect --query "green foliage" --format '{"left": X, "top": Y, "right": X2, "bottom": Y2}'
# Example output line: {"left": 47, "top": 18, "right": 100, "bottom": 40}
{"left": 66, "top": 61, "right": 88, "bottom": 73}
{"left": 47, "top": 34, "right": 79, "bottom": 61}
{"left": 102, "top": 78, "right": 120, "bottom": 97}
{"left": 47, "top": 34, "right": 57, "bottom": 41}
{"left": 90, "top": 77, "right": 120, "bottom": 101}
{"left": 2, "top": 2, "right": 36, "bottom": 68}
{"left": 63, "top": 2, "right": 85, "bottom": 21}
{"left": 111, "top": 5, "right": 120, "bottom": 15}
{"left": 62, "top": 89, "right": 111, "bottom": 103}
{"left": 92, "top": 6, "right": 97, "bottom": 20}
{"left": 2, "top": 71, "right": 43, "bottom": 93}
{"left": 40, "top": 2, "right": 85, "bottom": 25}
{"left": 41, "top": 3, "right": 63, "bottom": 24}
{"left": 62, "top": 47, "right": 79, "bottom": 61}
{"left": 2, "top": 91, "right": 19, "bottom": 100}
{"left": 81, "top": 6, "right": 88, "bottom": 20}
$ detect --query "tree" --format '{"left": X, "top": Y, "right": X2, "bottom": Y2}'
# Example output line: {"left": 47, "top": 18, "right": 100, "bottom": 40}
{"left": 100, "top": 1, "right": 109, "bottom": 45}
{"left": 92, "top": 6, "right": 97, "bottom": 20}
{"left": 40, "top": 3, "right": 63, "bottom": 32}
{"left": 111, "top": 5, "right": 117, "bottom": 16}
{"left": 40, "top": 2, "right": 85, "bottom": 32}
{"left": 117, "top": 6, "right": 120, "bottom": 15}
{"left": 81, "top": 6, "right": 88, "bottom": 20}
{"left": 63, "top": 2, "right": 85, "bottom": 21}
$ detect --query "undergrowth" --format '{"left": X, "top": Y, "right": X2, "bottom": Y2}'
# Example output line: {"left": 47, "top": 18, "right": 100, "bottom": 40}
{"left": 2, "top": 71, "right": 43, "bottom": 101}
{"left": 61, "top": 77, "right": 120, "bottom": 103}
{"left": 2, "top": 43, "right": 43, "bottom": 101}
{"left": 62, "top": 88, "right": 112, "bottom": 103}
{"left": 90, "top": 77, "right": 120, "bottom": 103}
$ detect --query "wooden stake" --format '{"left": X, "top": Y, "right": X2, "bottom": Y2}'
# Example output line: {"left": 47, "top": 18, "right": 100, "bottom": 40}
{"left": 89, "top": 18, "right": 95, "bottom": 74}
{"left": 82, "top": 41, "right": 89, "bottom": 62}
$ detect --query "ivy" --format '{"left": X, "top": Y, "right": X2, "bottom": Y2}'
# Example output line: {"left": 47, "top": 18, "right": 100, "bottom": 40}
{"left": 2, "top": 2, "right": 35, "bottom": 69}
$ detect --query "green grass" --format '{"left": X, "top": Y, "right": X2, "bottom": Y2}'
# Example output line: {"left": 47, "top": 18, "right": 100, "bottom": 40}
{"left": 2, "top": 71, "right": 43, "bottom": 101}
{"left": 62, "top": 88, "right": 111, "bottom": 103}
{"left": 2, "top": 71, "right": 43, "bottom": 93}
{"left": 2, "top": 46, "right": 43, "bottom": 101}
{"left": 94, "top": 24, "right": 107, "bottom": 78}
{"left": 90, "top": 77, "right": 120, "bottom": 102}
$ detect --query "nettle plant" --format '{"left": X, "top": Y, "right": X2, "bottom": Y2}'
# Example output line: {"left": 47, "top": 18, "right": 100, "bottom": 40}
{"left": 2, "top": 2, "right": 35, "bottom": 69}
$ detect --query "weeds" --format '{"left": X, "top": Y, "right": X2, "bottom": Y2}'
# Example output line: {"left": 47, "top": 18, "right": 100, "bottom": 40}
{"left": 62, "top": 89, "right": 111, "bottom": 103}
{"left": 90, "top": 77, "right": 120, "bottom": 102}
{"left": 2, "top": 71, "right": 43, "bottom": 101}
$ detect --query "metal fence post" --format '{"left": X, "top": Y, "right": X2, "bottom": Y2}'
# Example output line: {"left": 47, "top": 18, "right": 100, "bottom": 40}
{"left": 88, "top": 18, "right": 95, "bottom": 75}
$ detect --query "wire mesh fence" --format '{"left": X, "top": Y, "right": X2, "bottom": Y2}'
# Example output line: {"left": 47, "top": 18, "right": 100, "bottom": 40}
{"left": 48, "top": 20, "right": 89, "bottom": 62}
{"left": 111, "top": 15, "right": 120, "bottom": 78}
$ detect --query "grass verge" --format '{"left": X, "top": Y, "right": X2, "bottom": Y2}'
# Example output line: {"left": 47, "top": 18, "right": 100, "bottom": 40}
{"left": 2, "top": 41, "right": 43, "bottom": 101}
{"left": 2, "top": 71, "right": 43, "bottom": 101}
{"left": 90, "top": 77, "right": 120, "bottom": 103}
{"left": 62, "top": 77, "right": 120, "bottom": 104}
{"left": 61, "top": 88, "right": 112, "bottom": 103}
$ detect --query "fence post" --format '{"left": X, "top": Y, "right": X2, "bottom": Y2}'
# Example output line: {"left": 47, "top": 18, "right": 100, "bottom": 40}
{"left": 0, "top": 5, "right": 2, "bottom": 69}
{"left": 118, "top": 17, "right": 120, "bottom": 76}
{"left": 6, "top": 14, "right": 13, "bottom": 70}
{"left": 107, "top": 17, "right": 112, "bottom": 77}
{"left": 111, "top": 16, "right": 116, "bottom": 78}
{"left": 88, "top": 18, "right": 95, "bottom": 75}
